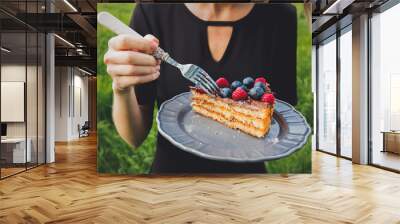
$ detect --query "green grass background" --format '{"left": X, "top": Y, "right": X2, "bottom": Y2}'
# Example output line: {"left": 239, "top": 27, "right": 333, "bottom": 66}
{"left": 97, "top": 3, "right": 312, "bottom": 174}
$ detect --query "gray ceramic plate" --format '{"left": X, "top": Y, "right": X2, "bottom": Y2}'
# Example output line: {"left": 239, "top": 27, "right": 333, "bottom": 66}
{"left": 157, "top": 92, "right": 311, "bottom": 163}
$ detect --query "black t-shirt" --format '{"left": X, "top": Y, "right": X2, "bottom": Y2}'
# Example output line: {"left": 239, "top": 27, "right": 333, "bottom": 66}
{"left": 131, "top": 3, "right": 297, "bottom": 173}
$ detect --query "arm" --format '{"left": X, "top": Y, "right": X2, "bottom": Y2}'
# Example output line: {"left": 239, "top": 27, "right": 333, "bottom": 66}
{"left": 112, "top": 83, "right": 154, "bottom": 148}
{"left": 105, "top": 6, "right": 159, "bottom": 148}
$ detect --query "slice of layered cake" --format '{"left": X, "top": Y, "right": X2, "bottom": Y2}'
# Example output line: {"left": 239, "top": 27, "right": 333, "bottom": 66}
{"left": 191, "top": 76, "right": 275, "bottom": 138}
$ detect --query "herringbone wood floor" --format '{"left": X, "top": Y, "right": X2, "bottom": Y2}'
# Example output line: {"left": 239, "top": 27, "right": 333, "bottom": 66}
{"left": 1, "top": 135, "right": 400, "bottom": 224}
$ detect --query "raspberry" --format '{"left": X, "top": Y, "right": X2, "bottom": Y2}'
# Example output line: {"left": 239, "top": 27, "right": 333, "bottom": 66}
{"left": 216, "top": 77, "right": 229, "bottom": 88}
{"left": 261, "top": 93, "right": 275, "bottom": 104}
{"left": 239, "top": 85, "right": 249, "bottom": 92}
{"left": 232, "top": 87, "right": 248, "bottom": 101}
{"left": 255, "top": 77, "right": 267, "bottom": 84}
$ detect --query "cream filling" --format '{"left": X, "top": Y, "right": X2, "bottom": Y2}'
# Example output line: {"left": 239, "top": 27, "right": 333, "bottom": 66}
{"left": 192, "top": 102, "right": 269, "bottom": 129}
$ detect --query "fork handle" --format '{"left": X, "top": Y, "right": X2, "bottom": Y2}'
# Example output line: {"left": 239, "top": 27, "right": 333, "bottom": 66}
{"left": 98, "top": 11, "right": 167, "bottom": 61}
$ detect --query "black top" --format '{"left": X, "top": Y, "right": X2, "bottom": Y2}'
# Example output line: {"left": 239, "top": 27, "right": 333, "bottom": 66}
{"left": 131, "top": 3, "right": 297, "bottom": 173}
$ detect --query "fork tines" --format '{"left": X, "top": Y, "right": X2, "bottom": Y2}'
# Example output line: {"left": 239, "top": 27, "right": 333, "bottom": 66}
{"left": 194, "top": 69, "right": 220, "bottom": 95}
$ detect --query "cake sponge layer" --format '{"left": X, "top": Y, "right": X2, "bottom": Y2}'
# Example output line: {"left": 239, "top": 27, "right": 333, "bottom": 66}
{"left": 192, "top": 101, "right": 271, "bottom": 130}
{"left": 192, "top": 105, "right": 270, "bottom": 138}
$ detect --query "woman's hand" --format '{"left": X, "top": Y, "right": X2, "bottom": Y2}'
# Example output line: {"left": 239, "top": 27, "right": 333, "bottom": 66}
{"left": 105, "top": 34, "right": 159, "bottom": 147}
{"left": 104, "top": 34, "right": 160, "bottom": 93}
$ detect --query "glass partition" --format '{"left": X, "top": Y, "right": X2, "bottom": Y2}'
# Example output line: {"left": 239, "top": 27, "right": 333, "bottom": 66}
{"left": 317, "top": 36, "right": 337, "bottom": 154}
{"left": 339, "top": 28, "right": 352, "bottom": 158}
{"left": 370, "top": 3, "right": 400, "bottom": 171}
{"left": 0, "top": 27, "right": 28, "bottom": 178}
{"left": 0, "top": 0, "right": 46, "bottom": 179}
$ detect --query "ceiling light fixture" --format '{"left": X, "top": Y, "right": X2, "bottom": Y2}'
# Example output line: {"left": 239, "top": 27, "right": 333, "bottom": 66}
{"left": 54, "top": 34, "right": 75, "bottom": 48}
{"left": 76, "top": 48, "right": 85, "bottom": 55}
{"left": 323, "top": 0, "right": 354, "bottom": 15}
{"left": 1, "top": 47, "right": 11, "bottom": 53}
{"left": 63, "top": 0, "right": 78, "bottom": 12}
{"left": 78, "top": 67, "right": 93, "bottom": 76}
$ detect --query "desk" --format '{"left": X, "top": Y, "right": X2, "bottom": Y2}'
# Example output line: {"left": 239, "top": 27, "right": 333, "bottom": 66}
{"left": 382, "top": 131, "right": 400, "bottom": 155}
{"left": 1, "top": 138, "right": 31, "bottom": 163}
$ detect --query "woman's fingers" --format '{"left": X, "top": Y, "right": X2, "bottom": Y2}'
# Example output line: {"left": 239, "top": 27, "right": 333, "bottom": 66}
{"left": 113, "top": 72, "right": 160, "bottom": 90}
{"left": 144, "top": 34, "right": 159, "bottom": 45}
{"left": 108, "top": 34, "right": 157, "bottom": 54}
{"left": 105, "top": 33, "right": 161, "bottom": 91}
{"left": 107, "top": 64, "right": 160, "bottom": 76}
{"left": 104, "top": 50, "right": 157, "bottom": 66}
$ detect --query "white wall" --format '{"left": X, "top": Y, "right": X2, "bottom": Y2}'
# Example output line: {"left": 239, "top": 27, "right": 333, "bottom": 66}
{"left": 55, "top": 66, "right": 69, "bottom": 141}
{"left": 54, "top": 67, "right": 89, "bottom": 141}
{"left": 72, "top": 73, "right": 89, "bottom": 138}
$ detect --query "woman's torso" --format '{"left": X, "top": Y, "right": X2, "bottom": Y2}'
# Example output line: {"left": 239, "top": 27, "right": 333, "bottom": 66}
{"left": 132, "top": 4, "right": 297, "bottom": 173}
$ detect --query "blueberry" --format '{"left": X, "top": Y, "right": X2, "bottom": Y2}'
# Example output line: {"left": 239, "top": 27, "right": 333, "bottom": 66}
{"left": 231, "top": 81, "right": 242, "bottom": 90}
{"left": 254, "top": 82, "right": 266, "bottom": 91}
{"left": 219, "top": 88, "right": 232, "bottom": 98}
{"left": 249, "top": 87, "right": 265, "bottom": 100}
{"left": 243, "top": 77, "right": 254, "bottom": 88}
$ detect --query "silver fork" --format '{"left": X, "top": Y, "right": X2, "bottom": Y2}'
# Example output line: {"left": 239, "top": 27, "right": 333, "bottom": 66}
{"left": 98, "top": 12, "right": 220, "bottom": 95}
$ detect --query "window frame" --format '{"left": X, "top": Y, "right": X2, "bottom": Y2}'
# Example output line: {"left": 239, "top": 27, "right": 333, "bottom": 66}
{"left": 315, "top": 23, "right": 353, "bottom": 161}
